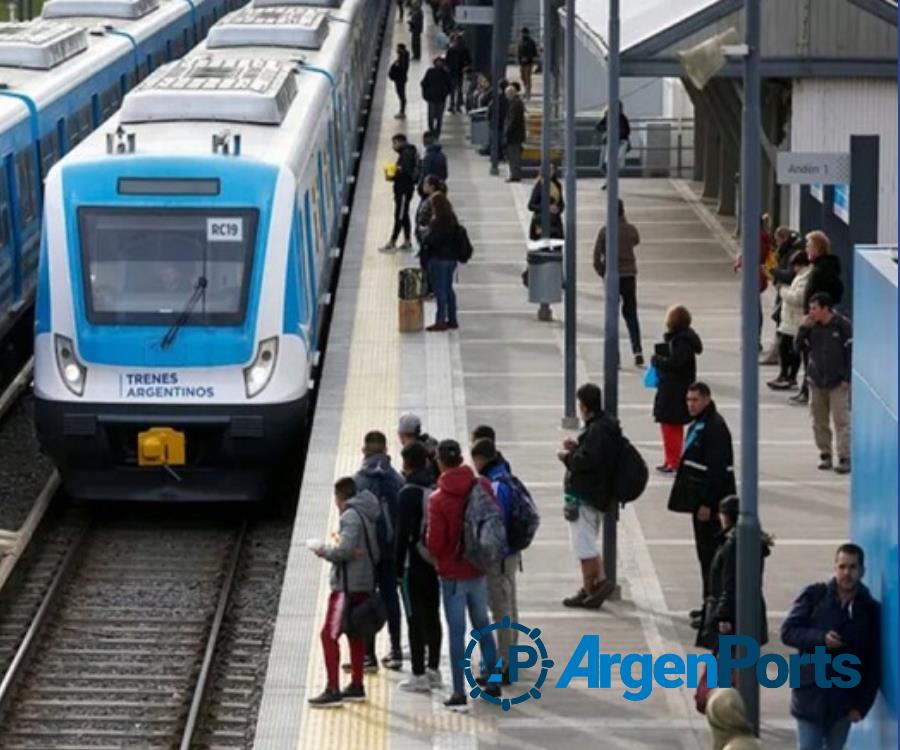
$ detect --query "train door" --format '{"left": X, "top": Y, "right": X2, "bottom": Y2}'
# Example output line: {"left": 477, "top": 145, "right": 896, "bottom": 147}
{"left": 0, "top": 163, "right": 13, "bottom": 315}
{"left": 301, "top": 192, "right": 318, "bottom": 349}
{"left": 14, "top": 147, "right": 40, "bottom": 301}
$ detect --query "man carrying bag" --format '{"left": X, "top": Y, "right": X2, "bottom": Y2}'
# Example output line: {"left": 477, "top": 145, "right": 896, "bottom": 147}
{"left": 308, "top": 477, "right": 386, "bottom": 709}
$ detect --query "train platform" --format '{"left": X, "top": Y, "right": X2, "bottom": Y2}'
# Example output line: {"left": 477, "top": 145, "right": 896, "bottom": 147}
{"left": 252, "top": 11, "right": 851, "bottom": 750}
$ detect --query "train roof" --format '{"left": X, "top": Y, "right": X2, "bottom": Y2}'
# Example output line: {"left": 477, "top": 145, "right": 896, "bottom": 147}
{"left": 65, "top": 0, "right": 362, "bottom": 179}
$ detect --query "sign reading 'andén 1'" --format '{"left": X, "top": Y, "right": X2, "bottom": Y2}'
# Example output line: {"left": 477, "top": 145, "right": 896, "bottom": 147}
{"left": 776, "top": 152, "right": 851, "bottom": 185}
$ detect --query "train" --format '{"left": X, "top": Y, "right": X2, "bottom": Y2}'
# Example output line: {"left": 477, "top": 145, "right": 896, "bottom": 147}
{"left": 34, "top": 0, "right": 388, "bottom": 501}
{"left": 0, "top": 0, "right": 243, "bottom": 341}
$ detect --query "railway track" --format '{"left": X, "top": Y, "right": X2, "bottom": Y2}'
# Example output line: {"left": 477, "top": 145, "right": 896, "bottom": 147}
{"left": 0, "top": 519, "right": 247, "bottom": 749}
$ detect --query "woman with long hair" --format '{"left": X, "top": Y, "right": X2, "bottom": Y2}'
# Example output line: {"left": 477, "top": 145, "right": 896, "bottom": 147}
{"left": 420, "top": 192, "right": 460, "bottom": 331}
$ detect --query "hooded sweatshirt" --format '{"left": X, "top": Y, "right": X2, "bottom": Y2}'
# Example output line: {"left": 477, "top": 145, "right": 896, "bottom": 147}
{"left": 321, "top": 490, "right": 381, "bottom": 593}
{"left": 706, "top": 688, "right": 760, "bottom": 750}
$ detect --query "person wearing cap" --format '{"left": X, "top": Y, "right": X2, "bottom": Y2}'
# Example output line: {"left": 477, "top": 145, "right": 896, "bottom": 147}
{"left": 397, "top": 412, "right": 439, "bottom": 482}
{"left": 426, "top": 439, "right": 499, "bottom": 712}
{"left": 706, "top": 688, "right": 761, "bottom": 749}
{"left": 697, "top": 494, "right": 772, "bottom": 654}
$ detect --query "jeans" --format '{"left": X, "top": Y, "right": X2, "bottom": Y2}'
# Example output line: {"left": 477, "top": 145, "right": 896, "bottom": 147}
{"left": 429, "top": 259, "right": 457, "bottom": 325}
{"left": 507, "top": 141, "right": 523, "bottom": 180}
{"left": 367, "top": 560, "right": 402, "bottom": 659}
{"left": 619, "top": 275, "right": 642, "bottom": 354}
{"left": 441, "top": 576, "right": 496, "bottom": 695}
{"left": 411, "top": 31, "right": 421, "bottom": 60}
{"left": 400, "top": 563, "right": 441, "bottom": 675}
{"left": 390, "top": 184, "right": 414, "bottom": 244}
{"left": 427, "top": 100, "right": 446, "bottom": 139}
{"left": 449, "top": 74, "right": 463, "bottom": 112}
{"left": 796, "top": 718, "right": 852, "bottom": 750}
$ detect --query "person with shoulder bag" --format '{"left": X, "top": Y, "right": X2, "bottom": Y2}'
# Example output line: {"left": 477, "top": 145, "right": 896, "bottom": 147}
{"left": 420, "top": 192, "right": 461, "bottom": 331}
{"left": 308, "top": 477, "right": 383, "bottom": 709}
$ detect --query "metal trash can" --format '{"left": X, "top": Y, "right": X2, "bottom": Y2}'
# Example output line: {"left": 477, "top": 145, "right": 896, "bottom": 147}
{"left": 469, "top": 107, "right": 489, "bottom": 150}
{"left": 526, "top": 240, "right": 563, "bottom": 304}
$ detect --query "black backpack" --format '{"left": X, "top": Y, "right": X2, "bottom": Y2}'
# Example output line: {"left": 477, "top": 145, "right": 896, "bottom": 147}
{"left": 456, "top": 223, "right": 473, "bottom": 263}
{"left": 613, "top": 435, "right": 648, "bottom": 506}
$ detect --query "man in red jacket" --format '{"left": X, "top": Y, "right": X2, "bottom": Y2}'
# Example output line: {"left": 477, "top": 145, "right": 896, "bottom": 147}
{"left": 427, "top": 439, "right": 499, "bottom": 712}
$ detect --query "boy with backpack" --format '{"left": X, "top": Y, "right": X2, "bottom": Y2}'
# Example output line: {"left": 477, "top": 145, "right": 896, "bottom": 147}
{"left": 471, "top": 437, "right": 540, "bottom": 685}
{"left": 394, "top": 441, "right": 443, "bottom": 693}
{"left": 426, "top": 439, "right": 502, "bottom": 712}
{"left": 354, "top": 431, "right": 405, "bottom": 671}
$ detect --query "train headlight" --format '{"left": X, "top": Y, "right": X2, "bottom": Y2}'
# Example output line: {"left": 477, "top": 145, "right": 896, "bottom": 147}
{"left": 54, "top": 335, "right": 86, "bottom": 396}
{"left": 243, "top": 336, "right": 278, "bottom": 399}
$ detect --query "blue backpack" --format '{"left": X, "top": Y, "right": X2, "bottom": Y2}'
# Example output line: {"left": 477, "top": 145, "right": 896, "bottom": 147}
{"left": 496, "top": 473, "right": 540, "bottom": 552}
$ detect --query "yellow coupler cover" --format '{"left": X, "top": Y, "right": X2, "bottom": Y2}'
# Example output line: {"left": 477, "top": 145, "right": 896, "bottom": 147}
{"left": 138, "top": 427, "right": 186, "bottom": 467}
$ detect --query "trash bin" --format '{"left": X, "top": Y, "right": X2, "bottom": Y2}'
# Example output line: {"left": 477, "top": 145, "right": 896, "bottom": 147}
{"left": 526, "top": 240, "right": 563, "bottom": 305}
{"left": 469, "top": 107, "right": 489, "bottom": 150}
{"left": 398, "top": 268, "right": 425, "bottom": 332}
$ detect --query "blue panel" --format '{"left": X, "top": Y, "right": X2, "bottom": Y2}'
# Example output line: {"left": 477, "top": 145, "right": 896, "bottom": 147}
{"left": 34, "top": 230, "right": 50, "bottom": 334}
{"left": 281, "top": 210, "right": 305, "bottom": 334}
{"left": 60, "top": 157, "right": 279, "bottom": 367}
{"left": 849, "top": 247, "right": 898, "bottom": 750}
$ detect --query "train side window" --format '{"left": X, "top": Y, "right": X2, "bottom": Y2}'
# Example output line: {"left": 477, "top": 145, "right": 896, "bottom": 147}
{"left": 153, "top": 49, "right": 165, "bottom": 68}
{"left": 67, "top": 104, "right": 92, "bottom": 148}
{"left": 100, "top": 85, "right": 121, "bottom": 119}
{"left": 0, "top": 176, "right": 11, "bottom": 248}
{"left": 39, "top": 130, "right": 60, "bottom": 179}
{"left": 173, "top": 32, "right": 185, "bottom": 57}
{"left": 14, "top": 150, "right": 37, "bottom": 225}
{"left": 200, "top": 16, "right": 208, "bottom": 37}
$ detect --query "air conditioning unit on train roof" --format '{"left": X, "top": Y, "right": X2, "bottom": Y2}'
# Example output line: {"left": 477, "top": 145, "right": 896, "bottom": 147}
{"left": 119, "top": 57, "right": 298, "bottom": 126}
{"left": 253, "top": 0, "right": 340, "bottom": 9}
{"left": 42, "top": 0, "right": 160, "bottom": 20}
{"left": 208, "top": 7, "right": 329, "bottom": 50}
{"left": 0, "top": 22, "right": 88, "bottom": 69}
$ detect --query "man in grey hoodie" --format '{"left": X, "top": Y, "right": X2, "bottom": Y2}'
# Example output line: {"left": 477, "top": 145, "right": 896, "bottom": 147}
{"left": 308, "top": 477, "right": 381, "bottom": 708}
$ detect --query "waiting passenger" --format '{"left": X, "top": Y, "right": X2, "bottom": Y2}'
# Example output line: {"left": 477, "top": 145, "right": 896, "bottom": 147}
{"left": 419, "top": 130, "right": 448, "bottom": 196}
{"left": 504, "top": 85, "right": 526, "bottom": 183}
{"left": 706, "top": 688, "right": 761, "bottom": 749}
{"left": 516, "top": 27, "right": 538, "bottom": 101}
{"left": 397, "top": 412, "right": 439, "bottom": 482}
{"left": 407, "top": 1, "right": 424, "bottom": 61}
{"left": 379, "top": 134, "right": 419, "bottom": 254}
{"left": 388, "top": 43, "right": 410, "bottom": 120}
{"left": 307, "top": 477, "right": 380, "bottom": 709}
{"left": 470, "top": 424, "right": 512, "bottom": 473}
{"left": 419, "top": 192, "right": 460, "bottom": 332}
{"left": 768, "top": 250, "right": 810, "bottom": 391}
{"left": 420, "top": 57, "right": 453, "bottom": 139}
{"left": 527, "top": 163, "right": 564, "bottom": 240}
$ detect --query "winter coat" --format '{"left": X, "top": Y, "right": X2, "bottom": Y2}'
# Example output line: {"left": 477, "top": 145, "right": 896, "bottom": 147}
{"left": 354, "top": 452, "right": 404, "bottom": 559}
{"left": 697, "top": 527, "right": 771, "bottom": 652}
{"left": 420, "top": 143, "right": 448, "bottom": 183}
{"left": 781, "top": 579, "right": 881, "bottom": 727}
{"left": 651, "top": 327, "right": 703, "bottom": 425}
{"left": 322, "top": 490, "right": 381, "bottom": 593}
{"left": 388, "top": 49, "right": 410, "bottom": 84}
{"left": 420, "top": 66, "right": 453, "bottom": 103}
{"left": 505, "top": 95, "right": 526, "bottom": 145}
{"left": 393, "top": 143, "right": 419, "bottom": 191}
{"left": 803, "top": 254, "right": 844, "bottom": 312}
{"left": 668, "top": 402, "right": 735, "bottom": 514}
{"left": 706, "top": 689, "right": 760, "bottom": 750}
{"left": 426, "top": 464, "right": 492, "bottom": 580}
{"left": 517, "top": 35, "right": 538, "bottom": 64}
{"left": 420, "top": 219, "right": 460, "bottom": 264}
{"left": 593, "top": 218, "right": 640, "bottom": 278}
{"left": 444, "top": 42, "right": 471, "bottom": 76}
{"left": 394, "top": 468, "right": 436, "bottom": 577}
{"left": 777, "top": 266, "right": 811, "bottom": 336}
{"left": 408, "top": 7, "right": 423, "bottom": 34}
{"left": 795, "top": 313, "right": 852, "bottom": 389}
{"left": 771, "top": 232, "right": 804, "bottom": 287}
{"left": 563, "top": 412, "right": 622, "bottom": 513}
{"left": 415, "top": 195, "right": 434, "bottom": 241}
{"left": 527, "top": 178, "right": 564, "bottom": 240}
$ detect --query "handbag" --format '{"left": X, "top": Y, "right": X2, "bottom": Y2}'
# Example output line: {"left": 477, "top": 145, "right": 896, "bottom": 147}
{"left": 694, "top": 657, "right": 739, "bottom": 714}
{"left": 340, "top": 510, "right": 387, "bottom": 641}
{"left": 643, "top": 364, "right": 660, "bottom": 389}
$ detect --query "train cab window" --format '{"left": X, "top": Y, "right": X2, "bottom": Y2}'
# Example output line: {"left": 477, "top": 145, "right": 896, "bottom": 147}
{"left": 78, "top": 207, "right": 259, "bottom": 326}
{"left": 14, "top": 150, "right": 38, "bottom": 226}
{"left": 39, "top": 131, "right": 60, "bottom": 180}
{"left": 67, "top": 104, "right": 93, "bottom": 148}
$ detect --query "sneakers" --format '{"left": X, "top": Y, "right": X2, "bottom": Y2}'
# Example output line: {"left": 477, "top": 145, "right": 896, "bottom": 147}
{"left": 426, "top": 668, "right": 443, "bottom": 688}
{"left": 381, "top": 651, "right": 403, "bottom": 671}
{"left": 308, "top": 688, "right": 343, "bottom": 708}
{"left": 398, "top": 673, "right": 431, "bottom": 693}
{"left": 759, "top": 348, "right": 779, "bottom": 365}
{"left": 788, "top": 390, "right": 809, "bottom": 406}
{"left": 562, "top": 588, "right": 588, "bottom": 608}
{"left": 340, "top": 683, "right": 366, "bottom": 702}
{"left": 443, "top": 693, "right": 469, "bottom": 712}
{"left": 766, "top": 377, "right": 794, "bottom": 390}
{"left": 581, "top": 579, "right": 615, "bottom": 609}
{"left": 447, "top": 321, "right": 459, "bottom": 330}
{"left": 634, "top": 353, "right": 645, "bottom": 367}
{"left": 655, "top": 464, "right": 675, "bottom": 475}
{"left": 398, "top": 241, "right": 413, "bottom": 251}
{"left": 817, "top": 454, "right": 833, "bottom": 471}
{"left": 834, "top": 458, "right": 851, "bottom": 475}
{"left": 378, "top": 242, "right": 398, "bottom": 254}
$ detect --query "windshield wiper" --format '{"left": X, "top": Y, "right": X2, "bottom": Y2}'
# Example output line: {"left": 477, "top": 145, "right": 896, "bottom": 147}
{"left": 160, "top": 276, "right": 207, "bottom": 350}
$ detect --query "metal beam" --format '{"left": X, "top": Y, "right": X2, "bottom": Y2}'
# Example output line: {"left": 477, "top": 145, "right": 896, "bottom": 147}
{"left": 848, "top": 0, "right": 899, "bottom": 25}
{"left": 563, "top": 0, "right": 578, "bottom": 428}
{"left": 621, "top": 56, "right": 899, "bottom": 78}
{"left": 490, "top": 0, "right": 515, "bottom": 176}
{"left": 623, "top": 0, "right": 742, "bottom": 59}
{"left": 541, "top": 0, "right": 551, "bottom": 241}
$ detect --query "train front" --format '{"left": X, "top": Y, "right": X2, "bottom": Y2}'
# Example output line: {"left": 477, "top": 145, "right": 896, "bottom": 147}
{"left": 34, "top": 156, "right": 309, "bottom": 502}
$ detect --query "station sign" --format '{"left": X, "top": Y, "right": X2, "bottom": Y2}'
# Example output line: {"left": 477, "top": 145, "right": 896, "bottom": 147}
{"left": 454, "top": 6, "right": 494, "bottom": 24}
{"left": 776, "top": 152, "right": 851, "bottom": 185}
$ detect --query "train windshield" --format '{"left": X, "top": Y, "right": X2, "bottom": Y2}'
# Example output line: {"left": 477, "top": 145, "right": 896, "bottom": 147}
{"left": 78, "top": 207, "right": 259, "bottom": 326}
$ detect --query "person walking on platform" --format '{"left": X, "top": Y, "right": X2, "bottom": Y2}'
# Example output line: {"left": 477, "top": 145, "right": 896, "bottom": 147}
{"left": 505, "top": 85, "right": 526, "bottom": 182}
{"left": 419, "top": 130, "right": 447, "bottom": 195}
{"left": 398, "top": 412, "right": 439, "bottom": 481}
{"left": 444, "top": 32, "right": 471, "bottom": 114}
{"left": 380, "top": 134, "right": 419, "bottom": 254}
{"left": 408, "top": 1, "right": 424, "bottom": 61}
{"left": 395, "top": 0, "right": 405, "bottom": 22}
{"left": 426, "top": 439, "right": 500, "bottom": 712}
{"left": 420, "top": 57, "right": 453, "bottom": 139}
{"left": 795, "top": 292, "right": 852, "bottom": 474}
{"left": 308, "top": 477, "right": 381, "bottom": 708}
{"left": 667, "top": 382, "right": 735, "bottom": 630}
{"left": 527, "top": 163, "right": 564, "bottom": 240}
{"left": 354, "top": 431, "right": 405, "bottom": 671}
{"left": 593, "top": 199, "right": 643, "bottom": 366}
{"left": 517, "top": 27, "right": 538, "bottom": 100}
{"left": 596, "top": 102, "right": 631, "bottom": 189}
{"left": 781, "top": 544, "right": 881, "bottom": 750}
{"left": 419, "top": 192, "right": 460, "bottom": 332}
{"left": 395, "top": 441, "right": 443, "bottom": 693}
{"left": 768, "top": 250, "right": 810, "bottom": 391}
{"left": 651, "top": 304, "right": 703, "bottom": 473}
{"left": 558, "top": 383, "right": 619, "bottom": 609}
{"left": 388, "top": 43, "right": 410, "bottom": 120}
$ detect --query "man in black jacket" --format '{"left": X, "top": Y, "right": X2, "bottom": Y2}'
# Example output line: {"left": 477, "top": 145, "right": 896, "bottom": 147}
{"left": 558, "top": 383, "right": 620, "bottom": 609}
{"left": 380, "top": 134, "right": 419, "bottom": 254}
{"left": 517, "top": 27, "right": 538, "bottom": 100}
{"left": 408, "top": 2, "right": 424, "bottom": 60}
{"left": 444, "top": 32, "right": 471, "bottom": 114}
{"left": 668, "top": 382, "right": 735, "bottom": 628}
{"left": 781, "top": 544, "right": 881, "bottom": 750}
{"left": 420, "top": 57, "right": 452, "bottom": 140}
{"left": 505, "top": 85, "right": 526, "bottom": 182}
{"left": 803, "top": 231, "right": 844, "bottom": 313}
{"left": 388, "top": 44, "right": 410, "bottom": 120}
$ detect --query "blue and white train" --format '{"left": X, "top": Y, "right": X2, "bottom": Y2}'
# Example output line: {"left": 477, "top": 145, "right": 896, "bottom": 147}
{"left": 34, "top": 0, "right": 388, "bottom": 501}
{"left": 0, "top": 0, "right": 242, "bottom": 339}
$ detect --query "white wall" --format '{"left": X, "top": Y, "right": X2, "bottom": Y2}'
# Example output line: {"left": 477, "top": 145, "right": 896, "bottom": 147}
{"left": 789, "top": 78, "right": 898, "bottom": 244}
{"left": 662, "top": 78, "right": 693, "bottom": 120}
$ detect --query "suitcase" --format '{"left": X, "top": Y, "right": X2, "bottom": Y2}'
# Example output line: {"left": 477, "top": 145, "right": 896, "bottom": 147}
{"left": 398, "top": 298, "right": 424, "bottom": 333}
